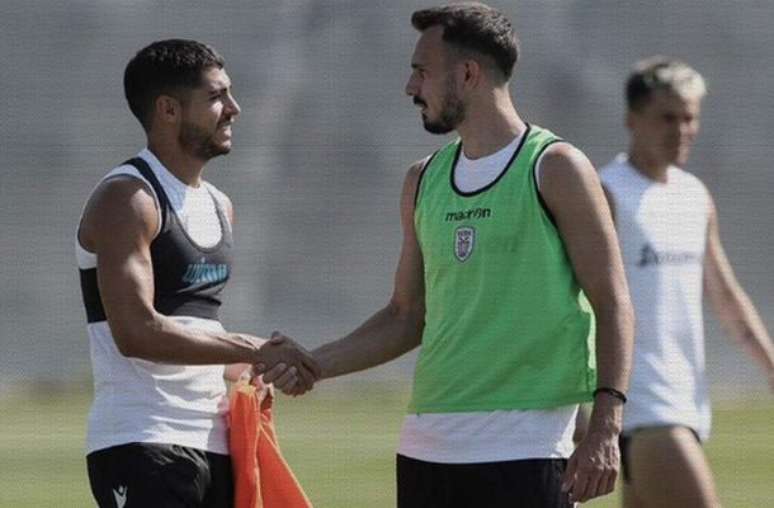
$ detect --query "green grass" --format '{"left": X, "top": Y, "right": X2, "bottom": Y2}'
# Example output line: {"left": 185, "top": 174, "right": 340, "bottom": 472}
{"left": 0, "top": 382, "right": 771, "bottom": 507}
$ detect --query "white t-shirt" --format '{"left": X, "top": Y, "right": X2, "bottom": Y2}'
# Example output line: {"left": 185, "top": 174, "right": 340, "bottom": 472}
{"left": 600, "top": 154, "right": 711, "bottom": 440}
{"left": 76, "top": 148, "right": 233, "bottom": 454}
{"left": 399, "top": 134, "right": 579, "bottom": 463}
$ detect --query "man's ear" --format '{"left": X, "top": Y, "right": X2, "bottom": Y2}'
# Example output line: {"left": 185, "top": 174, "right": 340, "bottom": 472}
{"left": 461, "top": 59, "right": 483, "bottom": 91}
{"left": 154, "top": 94, "right": 182, "bottom": 126}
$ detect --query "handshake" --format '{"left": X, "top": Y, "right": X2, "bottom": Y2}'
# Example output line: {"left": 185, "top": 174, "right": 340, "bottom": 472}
{"left": 242, "top": 331, "right": 322, "bottom": 396}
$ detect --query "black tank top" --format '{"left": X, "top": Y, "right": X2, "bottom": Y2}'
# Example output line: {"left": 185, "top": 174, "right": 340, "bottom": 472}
{"left": 80, "top": 157, "right": 234, "bottom": 323}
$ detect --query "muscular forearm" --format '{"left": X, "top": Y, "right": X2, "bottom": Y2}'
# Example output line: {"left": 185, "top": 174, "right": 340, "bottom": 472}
{"left": 588, "top": 299, "right": 634, "bottom": 434}
{"left": 594, "top": 301, "right": 634, "bottom": 391}
{"left": 313, "top": 302, "right": 423, "bottom": 379}
{"left": 111, "top": 314, "right": 263, "bottom": 365}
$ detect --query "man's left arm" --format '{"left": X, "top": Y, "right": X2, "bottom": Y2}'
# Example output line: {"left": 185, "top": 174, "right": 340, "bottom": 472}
{"left": 703, "top": 197, "right": 774, "bottom": 390}
{"left": 538, "top": 143, "right": 634, "bottom": 503}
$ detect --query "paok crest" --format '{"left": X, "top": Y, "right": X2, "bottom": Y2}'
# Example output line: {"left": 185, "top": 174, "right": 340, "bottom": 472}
{"left": 454, "top": 226, "right": 475, "bottom": 262}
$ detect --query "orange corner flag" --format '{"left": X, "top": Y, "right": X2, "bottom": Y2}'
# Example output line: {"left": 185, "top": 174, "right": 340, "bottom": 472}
{"left": 229, "top": 380, "right": 313, "bottom": 508}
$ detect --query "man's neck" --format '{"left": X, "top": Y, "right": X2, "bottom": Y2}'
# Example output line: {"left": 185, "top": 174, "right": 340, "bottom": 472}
{"left": 627, "top": 150, "right": 670, "bottom": 183}
{"left": 147, "top": 139, "right": 206, "bottom": 187}
{"left": 456, "top": 91, "right": 526, "bottom": 160}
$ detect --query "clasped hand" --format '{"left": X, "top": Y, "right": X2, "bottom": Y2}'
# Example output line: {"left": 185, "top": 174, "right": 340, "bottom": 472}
{"left": 252, "top": 331, "right": 321, "bottom": 396}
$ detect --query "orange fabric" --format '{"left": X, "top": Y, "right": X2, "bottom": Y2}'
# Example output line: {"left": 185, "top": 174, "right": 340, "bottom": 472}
{"left": 229, "top": 380, "right": 313, "bottom": 508}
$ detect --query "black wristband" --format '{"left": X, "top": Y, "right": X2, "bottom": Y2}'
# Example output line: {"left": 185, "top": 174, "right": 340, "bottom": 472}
{"left": 593, "top": 387, "right": 627, "bottom": 404}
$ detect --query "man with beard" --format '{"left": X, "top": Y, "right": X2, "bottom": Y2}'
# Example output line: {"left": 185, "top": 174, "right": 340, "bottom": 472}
{"left": 76, "top": 39, "right": 320, "bottom": 507}
{"left": 267, "top": 4, "right": 634, "bottom": 506}
{"left": 597, "top": 57, "right": 774, "bottom": 507}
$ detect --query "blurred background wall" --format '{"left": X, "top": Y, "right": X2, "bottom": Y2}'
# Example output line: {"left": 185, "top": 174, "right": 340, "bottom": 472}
{"left": 1, "top": 0, "right": 772, "bottom": 397}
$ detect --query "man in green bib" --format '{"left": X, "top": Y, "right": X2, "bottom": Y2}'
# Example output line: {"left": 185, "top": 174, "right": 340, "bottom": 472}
{"left": 268, "top": 3, "right": 634, "bottom": 506}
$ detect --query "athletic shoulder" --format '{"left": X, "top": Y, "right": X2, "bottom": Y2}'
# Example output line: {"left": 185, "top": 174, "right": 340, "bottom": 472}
{"left": 407, "top": 156, "right": 430, "bottom": 180}
{"left": 538, "top": 141, "right": 597, "bottom": 181}
{"left": 403, "top": 157, "right": 429, "bottom": 203}
{"left": 91, "top": 162, "right": 161, "bottom": 208}
{"left": 80, "top": 174, "right": 160, "bottom": 251}
{"left": 90, "top": 173, "right": 158, "bottom": 213}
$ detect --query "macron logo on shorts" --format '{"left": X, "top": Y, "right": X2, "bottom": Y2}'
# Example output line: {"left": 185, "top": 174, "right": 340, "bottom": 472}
{"left": 113, "top": 485, "right": 127, "bottom": 508}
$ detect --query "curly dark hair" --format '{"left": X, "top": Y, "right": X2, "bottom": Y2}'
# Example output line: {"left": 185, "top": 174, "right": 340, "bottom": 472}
{"left": 411, "top": 2, "right": 519, "bottom": 82}
{"left": 124, "top": 39, "right": 225, "bottom": 131}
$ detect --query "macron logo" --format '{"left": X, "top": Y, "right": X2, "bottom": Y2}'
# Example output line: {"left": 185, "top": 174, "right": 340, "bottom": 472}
{"left": 113, "top": 485, "right": 128, "bottom": 508}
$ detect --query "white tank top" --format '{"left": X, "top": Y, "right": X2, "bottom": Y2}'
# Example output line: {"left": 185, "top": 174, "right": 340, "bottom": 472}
{"left": 76, "top": 148, "right": 233, "bottom": 454}
{"left": 398, "top": 134, "right": 579, "bottom": 463}
{"left": 600, "top": 154, "right": 711, "bottom": 440}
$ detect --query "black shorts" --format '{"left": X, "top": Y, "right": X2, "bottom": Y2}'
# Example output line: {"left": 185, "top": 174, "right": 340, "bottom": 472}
{"left": 619, "top": 426, "right": 701, "bottom": 483}
{"left": 396, "top": 454, "right": 572, "bottom": 508}
{"left": 86, "top": 442, "right": 233, "bottom": 508}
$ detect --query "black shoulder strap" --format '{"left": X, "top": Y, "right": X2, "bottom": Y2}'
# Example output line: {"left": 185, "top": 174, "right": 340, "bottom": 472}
{"left": 531, "top": 139, "right": 565, "bottom": 227}
{"left": 123, "top": 157, "right": 169, "bottom": 231}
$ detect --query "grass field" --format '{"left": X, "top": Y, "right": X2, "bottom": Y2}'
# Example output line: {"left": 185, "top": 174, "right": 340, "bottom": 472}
{"left": 0, "top": 381, "right": 771, "bottom": 507}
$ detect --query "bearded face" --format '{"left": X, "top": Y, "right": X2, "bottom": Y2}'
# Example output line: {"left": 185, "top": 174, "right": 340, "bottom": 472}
{"left": 177, "top": 66, "right": 239, "bottom": 162}
{"left": 179, "top": 117, "right": 232, "bottom": 161}
{"left": 420, "top": 72, "right": 466, "bottom": 135}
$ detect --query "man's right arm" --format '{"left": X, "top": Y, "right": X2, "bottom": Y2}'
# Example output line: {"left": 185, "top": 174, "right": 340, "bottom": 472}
{"left": 539, "top": 145, "right": 634, "bottom": 504}
{"left": 304, "top": 161, "right": 428, "bottom": 379}
{"left": 79, "top": 176, "right": 318, "bottom": 378}
{"left": 703, "top": 197, "right": 774, "bottom": 390}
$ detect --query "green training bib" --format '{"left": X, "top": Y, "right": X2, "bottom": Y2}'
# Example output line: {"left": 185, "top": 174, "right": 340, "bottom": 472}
{"left": 409, "top": 124, "right": 596, "bottom": 413}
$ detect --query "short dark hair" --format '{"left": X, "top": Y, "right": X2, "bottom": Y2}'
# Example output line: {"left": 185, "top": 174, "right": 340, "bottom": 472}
{"left": 411, "top": 2, "right": 519, "bottom": 81}
{"left": 625, "top": 56, "right": 706, "bottom": 112}
{"left": 124, "top": 39, "right": 225, "bottom": 131}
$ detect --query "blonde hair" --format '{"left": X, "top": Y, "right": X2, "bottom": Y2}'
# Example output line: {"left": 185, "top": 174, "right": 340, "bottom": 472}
{"left": 626, "top": 56, "right": 706, "bottom": 111}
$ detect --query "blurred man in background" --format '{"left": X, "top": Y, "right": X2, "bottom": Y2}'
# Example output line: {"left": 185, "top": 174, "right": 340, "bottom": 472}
{"left": 598, "top": 56, "right": 774, "bottom": 507}
{"left": 269, "top": 3, "right": 634, "bottom": 506}
{"left": 76, "top": 39, "right": 319, "bottom": 507}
